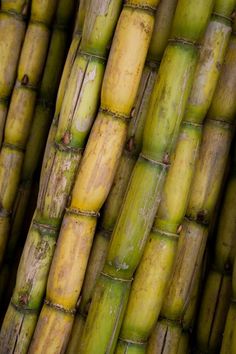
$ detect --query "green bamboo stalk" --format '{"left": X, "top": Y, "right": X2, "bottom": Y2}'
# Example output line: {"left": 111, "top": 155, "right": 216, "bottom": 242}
{"left": 29, "top": 1, "right": 160, "bottom": 353}
{"left": 0, "top": 0, "right": 31, "bottom": 146}
{"left": 195, "top": 145, "right": 236, "bottom": 353}
{"left": 78, "top": 1, "right": 214, "bottom": 353}
{"left": 153, "top": 20, "right": 236, "bottom": 354}
{"left": 0, "top": 1, "right": 122, "bottom": 353}
{"left": 116, "top": 2, "right": 234, "bottom": 351}
{"left": 3, "top": 0, "right": 77, "bottom": 273}
{"left": 0, "top": 0, "right": 58, "bottom": 264}
{"left": 66, "top": 1, "right": 178, "bottom": 351}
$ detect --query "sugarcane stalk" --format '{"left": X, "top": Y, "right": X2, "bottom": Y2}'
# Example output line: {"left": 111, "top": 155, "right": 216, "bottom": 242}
{"left": 77, "top": 1, "right": 215, "bottom": 353}
{"left": 3, "top": 0, "right": 77, "bottom": 273}
{"left": 116, "top": 2, "right": 234, "bottom": 351}
{"left": 28, "top": 1, "right": 160, "bottom": 353}
{"left": 0, "top": 0, "right": 31, "bottom": 146}
{"left": 0, "top": 1, "right": 122, "bottom": 353}
{"left": 195, "top": 144, "right": 236, "bottom": 353}
{"left": 0, "top": 0, "right": 58, "bottom": 264}
{"left": 220, "top": 194, "right": 236, "bottom": 354}
{"left": 66, "top": 2, "right": 178, "bottom": 352}
{"left": 0, "top": 176, "right": 39, "bottom": 322}
{"left": 147, "top": 251, "right": 206, "bottom": 354}
{"left": 153, "top": 19, "right": 236, "bottom": 354}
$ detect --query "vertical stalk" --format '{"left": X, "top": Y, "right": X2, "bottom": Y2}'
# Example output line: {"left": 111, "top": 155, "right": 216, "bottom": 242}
{"left": 154, "top": 20, "right": 236, "bottom": 354}
{"left": 0, "top": 1, "right": 122, "bottom": 353}
{"left": 0, "top": 0, "right": 31, "bottom": 145}
{"left": 116, "top": 1, "right": 234, "bottom": 352}
{"left": 2, "top": 0, "right": 77, "bottom": 284}
{"left": 66, "top": 1, "right": 178, "bottom": 351}
{"left": 195, "top": 144, "right": 236, "bottom": 353}
{"left": 29, "top": 1, "right": 159, "bottom": 353}
{"left": 0, "top": 0, "right": 58, "bottom": 263}
{"left": 79, "top": 1, "right": 214, "bottom": 353}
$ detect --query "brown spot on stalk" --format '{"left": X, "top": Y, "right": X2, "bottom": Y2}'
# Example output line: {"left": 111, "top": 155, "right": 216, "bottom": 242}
{"left": 63, "top": 131, "right": 71, "bottom": 145}
{"left": 163, "top": 153, "right": 169, "bottom": 165}
{"left": 197, "top": 210, "right": 208, "bottom": 224}
{"left": 19, "top": 293, "right": 29, "bottom": 306}
{"left": 21, "top": 74, "right": 29, "bottom": 85}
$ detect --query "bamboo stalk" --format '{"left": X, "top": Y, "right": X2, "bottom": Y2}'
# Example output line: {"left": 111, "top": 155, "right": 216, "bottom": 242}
{"left": 116, "top": 1, "right": 234, "bottom": 351}
{"left": 28, "top": 1, "right": 160, "bottom": 353}
{"left": 66, "top": 2, "right": 178, "bottom": 352}
{"left": 153, "top": 19, "right": 236, "bottom": 354}
{"left": 0, "top": 0, "right": 58, "bottom": 264}
{"left": 3, "top": 0, "right": 77, "bottom": 275}
{"left": 195, "top": 145, "right": 236, "bottom": 353}
{"left": 77, "top": 1, "right": 214, "bottom": 353}
{"left": 0, "top": 1, "right": 122, "bottom": 353}
{"left": 0, "top": 0, "right": 31, "bottom": 146}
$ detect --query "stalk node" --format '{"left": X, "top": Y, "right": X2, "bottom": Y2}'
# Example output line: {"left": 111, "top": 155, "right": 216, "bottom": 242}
{"left": 66, "top": 207, "right": 100, "bottom": 218}
{"left": 44, "top": 299, "right": 76, "bottom": 315}
{"left": 10, "top": 299, "right": 38, "bottom": 314}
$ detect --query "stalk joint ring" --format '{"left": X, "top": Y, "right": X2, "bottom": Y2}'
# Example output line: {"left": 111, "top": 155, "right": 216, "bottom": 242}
{"left": 212, "top": 12, "right": 233, "bottom": 23}
{"left": 152, "top": 226, "right": 179, "bottom": 240}
{"left": 124, "top": 2, "right": 157, "bottom": 13}
{"left": 168, "top": 38, "right": 197, "bottom": 48}
{"left": 0, "top": 9, "right": 27, "bottom": 21}
{"left": 139, "top": 153, "right": 170, "bottom": 167}
{"left": 32, "top": 220, "right": 59, "bottom": 237}
{"left": 10, "top": 299, "right": 38, "bottom": 314}
{"left": 79, "top": 50, "right": 107, "bottom": 63}
{"left": 44, "top": 299, "right": 76, "bottom": 315}
{"left": 66, "top": 207, "right": 100, "bottom": 218}
{"left": 118, "top": 337, "right": 147, "bottom": 346}
{"left": 99, "top": 107, "right": 131, "bottom": 123}
{"left": 54, "top": 141, "right": 84, "bottom": 154}
{"left": 2, "top": 142, "right": 25, "bottom": 152}
{"left": 100, "top": 271, "right": 133, "bottom": 283}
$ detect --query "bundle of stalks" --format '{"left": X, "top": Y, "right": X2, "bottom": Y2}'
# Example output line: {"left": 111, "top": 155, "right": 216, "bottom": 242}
{"left": 3, "top": 0, "right": 77, "bottom": 281}
{"left": 0, "top": 0, "right": 122, "bottom": 352}
{"left": 28, "top": 0, "right": 159, "bottom": 352}
{"left": 78, "top": 0, "right": 214, "bottom": 352}
{"left": 66, "top": 0, "right": 178, "bottom": 351}
{"left": 0, "top": 0, "right": 58, "bottom": 264}
{"left": 150, "top": 11, "right": 236, "bottom": 352}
